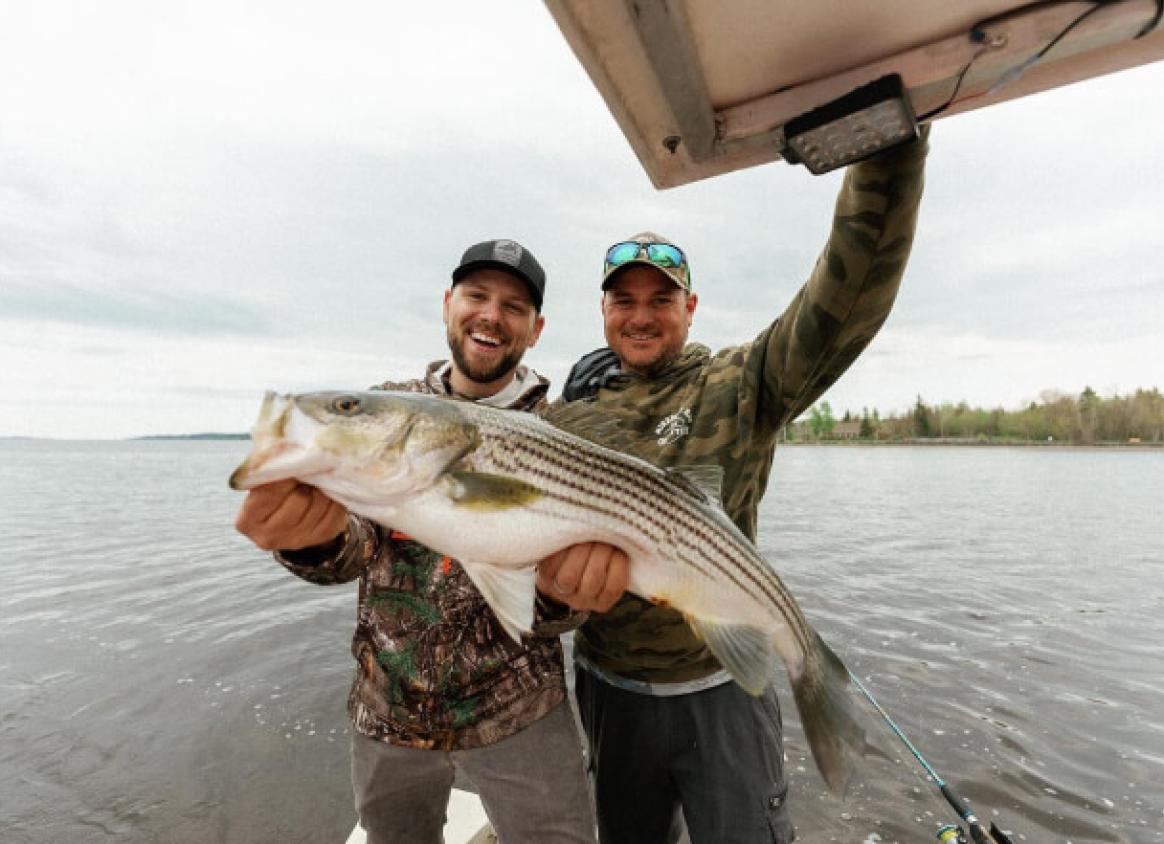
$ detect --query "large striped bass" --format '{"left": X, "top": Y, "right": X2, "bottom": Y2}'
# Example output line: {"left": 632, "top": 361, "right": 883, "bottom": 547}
{"left": 229, "top": 389, "right": 865, "bottom": 793}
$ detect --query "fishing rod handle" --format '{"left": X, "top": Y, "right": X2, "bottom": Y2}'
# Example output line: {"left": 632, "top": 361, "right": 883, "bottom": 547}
{"left": 939, "top": 784, "right": 991, "bottom": 844}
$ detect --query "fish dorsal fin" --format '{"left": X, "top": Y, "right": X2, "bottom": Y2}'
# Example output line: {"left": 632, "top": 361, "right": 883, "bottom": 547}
{"left": 539, "top": 404, "right": 647, "bottom": 458}
{"left": 447, "top": 470, "right": 543, "bottom": 510}
{"left": 458, "top": 561, "right": 537, "bottom": 643}
{"left": 539, "top": 399, "right": 599, "bottom": 430}
{"left": 663, "top": 464, "right": 724, "bottom": 507}
{"left": 687, "top": 616, "right": 776, "bottom": 695}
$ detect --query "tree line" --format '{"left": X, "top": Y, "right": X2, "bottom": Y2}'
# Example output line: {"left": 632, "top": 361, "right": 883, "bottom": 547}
{"left": 792, "top": 387, "right": 1164, "bottom": 444}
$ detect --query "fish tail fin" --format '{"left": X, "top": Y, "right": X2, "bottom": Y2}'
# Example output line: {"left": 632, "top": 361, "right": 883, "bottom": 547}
{"left": 791, "top": 630, "right": 865, "bottom": 796}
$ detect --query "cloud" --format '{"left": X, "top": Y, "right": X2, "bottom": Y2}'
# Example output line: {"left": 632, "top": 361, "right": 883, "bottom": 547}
{"left": 0, "top": 2, "right": 1161, "bottom": 438}
{"left": 0, "top": 280, "right": 274, "bottom": 336}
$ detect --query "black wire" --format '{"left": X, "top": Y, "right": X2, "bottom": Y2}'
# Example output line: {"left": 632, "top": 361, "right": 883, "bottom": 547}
{"left": 918, "top": 0, "right": 1118, "bottom": 122}
{"left": 917, "top": 42, "right": 987, "bottom": 121}
{"left": 1136, "top": 0, "right": 1163, "bottom": 36}
{"left": 1033, "top": 2, "right": 1108, "bottom": 60}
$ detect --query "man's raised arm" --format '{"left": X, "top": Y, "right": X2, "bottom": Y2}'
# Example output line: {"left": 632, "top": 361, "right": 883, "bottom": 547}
{"left": 756, "top": 125, "right": 930, "bottom": 431}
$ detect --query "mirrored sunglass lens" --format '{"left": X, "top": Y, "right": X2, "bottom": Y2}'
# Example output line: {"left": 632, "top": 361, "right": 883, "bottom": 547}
{"left": 646, "top": 244, "right": 684, "bottom": 268}
{"left": 606, "top": 242, "right": 642, "bottom": 266}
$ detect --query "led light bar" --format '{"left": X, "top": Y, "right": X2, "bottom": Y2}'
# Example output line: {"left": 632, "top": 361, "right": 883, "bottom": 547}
{"left": 781, "top": 74, "right": 919, "bottom": 175}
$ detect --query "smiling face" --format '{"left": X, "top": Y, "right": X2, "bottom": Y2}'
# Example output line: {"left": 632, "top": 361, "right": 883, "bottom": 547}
{"left": 601, "top": 265, "right": 697, "bottom": 376}
{"left": 442, "top": 268, "right": 545, "bottom": 397}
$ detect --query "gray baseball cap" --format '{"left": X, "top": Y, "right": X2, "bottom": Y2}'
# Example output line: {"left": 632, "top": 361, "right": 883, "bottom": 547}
{"left": 452, "top": 239, "right": 546, "bottom": 311}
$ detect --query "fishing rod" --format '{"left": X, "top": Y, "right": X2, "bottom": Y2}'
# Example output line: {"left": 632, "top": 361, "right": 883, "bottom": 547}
{"left": 848, "top": 670, "right": 1015, "bottom": 844}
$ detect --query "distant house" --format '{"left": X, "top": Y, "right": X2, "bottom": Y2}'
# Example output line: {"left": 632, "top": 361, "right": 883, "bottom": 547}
{"left": 832, "top": 421, "right": 862, "bottom": 440}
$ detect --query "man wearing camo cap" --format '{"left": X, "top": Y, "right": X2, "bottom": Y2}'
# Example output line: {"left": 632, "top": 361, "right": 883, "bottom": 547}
{"left": 541, "top": 127, "right": 931, "bottom": 842}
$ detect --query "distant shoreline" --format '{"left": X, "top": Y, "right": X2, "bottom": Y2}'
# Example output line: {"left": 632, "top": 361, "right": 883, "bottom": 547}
{"left": 3, "top": 434, "right": 1161, "bottom": 450}
{"left": 781, "top": 439, "right": 1163, "bottom": 451}
{"left": 134, "top": 433, "right": 250, "bottom": 441}
{"left": 0, "top": 433, "right": 250, "bottom": 442}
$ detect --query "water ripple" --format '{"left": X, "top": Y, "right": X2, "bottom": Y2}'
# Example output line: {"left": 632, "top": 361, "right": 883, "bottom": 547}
{"left": 1, "top": 441, "right": 1162, "bottom": 842}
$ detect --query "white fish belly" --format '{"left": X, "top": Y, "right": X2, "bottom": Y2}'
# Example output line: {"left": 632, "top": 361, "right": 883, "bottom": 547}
{"left": 362, "top": 489, "right": 601, "bottom": 569}
{"left": 626, "top": 552, "right": 779, "bottom": 628}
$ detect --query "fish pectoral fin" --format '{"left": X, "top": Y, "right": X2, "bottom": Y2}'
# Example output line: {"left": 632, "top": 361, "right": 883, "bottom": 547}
{"left": 446, "top": 471, "right": 542, "bottom": 510}
{"left": 459, "top": 562, "right": 537, "bottom": 644}
{"left": 687, "top": 616, "right": 776, "bottom": 696}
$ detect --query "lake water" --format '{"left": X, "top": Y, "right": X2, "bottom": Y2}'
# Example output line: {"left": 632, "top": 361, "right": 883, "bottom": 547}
{"left": 1, "top": 440, "right": 1161, "bottom": 843}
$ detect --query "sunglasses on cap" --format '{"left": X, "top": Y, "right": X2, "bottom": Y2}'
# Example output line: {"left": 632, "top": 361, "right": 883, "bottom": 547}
{"left": 605, "top": 241, "right": 687, "bottom": 272}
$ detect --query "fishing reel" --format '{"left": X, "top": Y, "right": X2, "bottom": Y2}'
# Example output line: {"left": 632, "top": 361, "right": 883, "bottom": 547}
{"left": 936, "top": 822, "right": 1015, "bottom": 844}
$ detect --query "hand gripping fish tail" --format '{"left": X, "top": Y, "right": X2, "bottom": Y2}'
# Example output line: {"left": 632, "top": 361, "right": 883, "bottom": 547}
{"left": 230, "top": 388, "right": 867, "bottom": 792}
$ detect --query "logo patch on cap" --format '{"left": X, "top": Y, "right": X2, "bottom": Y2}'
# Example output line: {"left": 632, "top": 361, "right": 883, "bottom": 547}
{"left": 492, "top": 239, "right": 524, "bottom": 267}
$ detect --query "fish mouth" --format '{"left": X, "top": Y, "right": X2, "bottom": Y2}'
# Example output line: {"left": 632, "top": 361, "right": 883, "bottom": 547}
{"left": 228, "top": 395, "right": 334, "bottom": 490}
{"left": 229, "top": 438, "right": 337, "bottom": 490}
{"left": 229, "top": 440, "right": 302, "bottom": 489}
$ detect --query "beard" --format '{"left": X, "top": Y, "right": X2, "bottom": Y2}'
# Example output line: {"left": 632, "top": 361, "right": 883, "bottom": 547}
{"left": 447, "top": 324, "right": 523, "bottom": 385}
{"left": 610, "top": 331, "right": 685, "bottom": 377}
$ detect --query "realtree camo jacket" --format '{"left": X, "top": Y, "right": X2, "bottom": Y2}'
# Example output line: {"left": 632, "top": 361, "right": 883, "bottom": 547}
{"left": 563, "top": 130, "right": 930, "bottom": 685}
{"left": 275, "top": 362, "right": 583, "bottom": 750}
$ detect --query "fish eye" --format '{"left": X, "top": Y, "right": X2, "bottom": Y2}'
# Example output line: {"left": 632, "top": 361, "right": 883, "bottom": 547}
{"left": 332, "top": 396, "right": 361, "bottom": 415}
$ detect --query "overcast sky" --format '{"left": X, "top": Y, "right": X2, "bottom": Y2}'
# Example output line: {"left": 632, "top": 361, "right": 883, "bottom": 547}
{"left": 2, "top": 2, "right": 1161, "bottom": 439}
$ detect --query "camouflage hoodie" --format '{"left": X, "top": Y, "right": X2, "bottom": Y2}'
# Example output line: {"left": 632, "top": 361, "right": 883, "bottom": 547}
{"left": 276, "top": 361, "right": 584, "bottom": 750}
{"left": 562, "top": 130, "right": 930, "bottom": 685}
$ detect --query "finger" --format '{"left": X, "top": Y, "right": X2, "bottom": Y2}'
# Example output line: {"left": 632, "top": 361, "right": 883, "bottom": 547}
{"left": 535, "top": 548, "right": 569, "bottom": 598}
{"left": 235, "top": 480, "right": 298, "bottom": 533}
{"left": 298, "top": 485, "right": 329, "bottom": 528}
{"left": 577, "top": 543, "right": 614, "bottom": 601}
{"left": 535, "top": 565, "right": 560, "bottom": 600}
{"left": 318, "top": 497, "right": 348, "bottom": 539}
{"left": 247, "top": 483, "right": 315, "bottom": 549}
{"left": 301, "top": 491, "right": 347, "bottom": 546}
{"left": 536, "top": 547, "right": 570, "bottom": 581}
{"left": 271, "top": 482, "right": 313, "bottom": 526}
{"left": 549, "top": 544, "right": 592, "bottom": 596}
{"left": 593, "top": 548, "right": 630, "bottom": 613}
{"left": 281, "top": 487, "right": 344, "bottom": 550}
{"left": 235, "top": 485, "right": 297, "bottom": 546}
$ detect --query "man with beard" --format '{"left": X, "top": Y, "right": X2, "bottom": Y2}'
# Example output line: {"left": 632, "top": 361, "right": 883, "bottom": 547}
{"left": 541, "top": 129, "right": 930, "bottom": 843}
{"left": 235, "top": 239, "right": 623, "bottom": 844}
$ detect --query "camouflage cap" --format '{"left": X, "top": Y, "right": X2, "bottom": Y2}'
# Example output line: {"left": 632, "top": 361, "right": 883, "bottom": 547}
{"left": 601, "top": 231, "right": 691, "bottom": 292}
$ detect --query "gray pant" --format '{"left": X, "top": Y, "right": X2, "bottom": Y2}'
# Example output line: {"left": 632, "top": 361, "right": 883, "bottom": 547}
{"left": 575, "top": 668, "right": 795, "bottom": 844}
{"left": 351, "top": 701, "right": 596, "bottom": 844}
